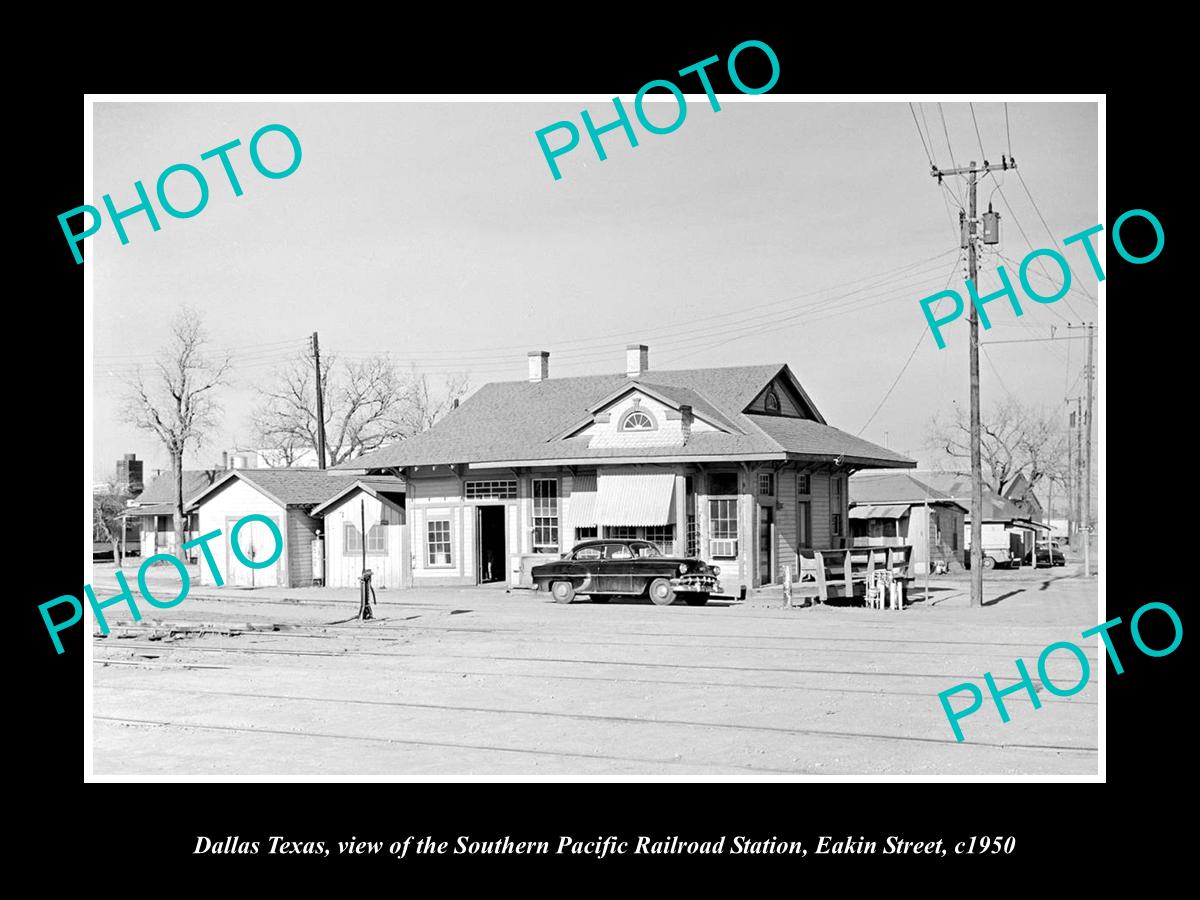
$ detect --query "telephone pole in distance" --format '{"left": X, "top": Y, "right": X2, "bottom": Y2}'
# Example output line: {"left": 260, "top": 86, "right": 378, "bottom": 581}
{"left": 311, "top": 332, "right": 328, "bottom": 470}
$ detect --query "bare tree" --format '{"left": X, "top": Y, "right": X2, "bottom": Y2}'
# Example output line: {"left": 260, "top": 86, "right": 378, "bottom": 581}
{"left": 400, "top": 371, "right": 471, "bottom": 434}
{"left": 252, "top": 353, "right": 468, "bottom": 467}
{"left": 122, "top": 308, "right": 231, "bottom": 562}
{"left": 927, "top": 398, "right": 1069, "bottom": 499}
{"left": 93, "top": 483, "right": 130, "bottom": 567}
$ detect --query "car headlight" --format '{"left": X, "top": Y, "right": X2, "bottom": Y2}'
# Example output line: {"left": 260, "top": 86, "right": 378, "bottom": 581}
{"left": 712, "top": 565, "right": 721, "bottom": 577}
{"left": 678, "top": 563, "right": 688, "bottom": 574}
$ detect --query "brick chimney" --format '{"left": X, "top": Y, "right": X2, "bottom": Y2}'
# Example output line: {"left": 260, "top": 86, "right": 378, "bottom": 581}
{"left": 117, "top": 453, "right": 144, "bottom": 497}
{"left": 528, "top": 351, "right": 549, "bottom": 383}
{"left": 626, "top": 343, "right": 649, "bottom": 378}
{"left": 680, "top": 404, "right": 694, "bottom": 445}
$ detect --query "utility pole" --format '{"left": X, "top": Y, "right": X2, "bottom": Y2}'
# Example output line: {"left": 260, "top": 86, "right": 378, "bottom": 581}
{"left": 1046, "top": 478, "right": 1053, "bottom": 568}
{"left": 931, "top": 157, "right": 1015, "bottom": 607}
{"left": 1070, "top": 408, "right": 1080, "bottom": 542}
{"left": 1084, "top": 323, "right": 1094, "bottom": 576}
{"left": 1074, "top": 398, "right": 1083, "bottom": 543}
{"left": 1068, "top": 324, "right": 1095, "bottom": 576}
{"left": 311, "top": 332, "right": 328, "bottom": 470}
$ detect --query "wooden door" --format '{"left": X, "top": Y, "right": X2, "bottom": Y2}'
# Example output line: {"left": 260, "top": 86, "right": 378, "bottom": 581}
{"left": 226, "top": 515, "right": 281, "bottom": 587}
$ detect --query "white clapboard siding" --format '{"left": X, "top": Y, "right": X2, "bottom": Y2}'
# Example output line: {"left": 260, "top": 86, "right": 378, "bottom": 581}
{"left": 194, "top": 478, "right": 287, "bottom": 588}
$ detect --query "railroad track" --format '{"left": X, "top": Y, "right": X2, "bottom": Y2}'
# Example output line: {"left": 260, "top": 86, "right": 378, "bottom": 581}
{"left": 92, "top": 622, "right": 1100, "bottom": 661}
{"left": 93, "top": 714, "right": 817, "bottom": 776}
{"left": 93, "top": 683, "right": 1097, "bottom": 756}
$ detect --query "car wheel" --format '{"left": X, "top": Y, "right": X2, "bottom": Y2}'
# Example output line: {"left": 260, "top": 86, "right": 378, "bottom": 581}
{"left": 684, "top": 593, "right": 709, "bottom": 607}
{"left": 648, "top": 578, "right": 676, "bottom": 606}
{"left": 551, "top": 581, "right": 576, "bottom": 604}
{"left": 591, "top": 596, "right": 610, "bottom": 603}
{"left": 981, "top": 556, "right": 996, "bottom": 570}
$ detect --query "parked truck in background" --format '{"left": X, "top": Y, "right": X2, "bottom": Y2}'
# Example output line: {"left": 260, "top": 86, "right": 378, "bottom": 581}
{"left": 963, "top": 522, "right": 1021, "bottom": 570}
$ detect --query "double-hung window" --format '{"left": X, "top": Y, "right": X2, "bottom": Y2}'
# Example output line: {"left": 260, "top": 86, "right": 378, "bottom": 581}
{"left": 427, "top": 519, "right": 452, "bottom": 566}
{"left": 532, "top": 478, "right": 559, "bottom": 553}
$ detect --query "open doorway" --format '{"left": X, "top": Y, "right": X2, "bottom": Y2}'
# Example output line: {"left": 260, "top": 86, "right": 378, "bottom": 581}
{"left": 758, "top": 505, "right": 774, "bottom": 585}
{"left": 476, "top": 505, "right": 507, "bottom": 584}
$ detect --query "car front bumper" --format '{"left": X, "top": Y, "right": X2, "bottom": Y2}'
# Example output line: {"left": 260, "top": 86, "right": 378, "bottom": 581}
{"left": 671, "top": 574, "right": 721, "bottom": 593}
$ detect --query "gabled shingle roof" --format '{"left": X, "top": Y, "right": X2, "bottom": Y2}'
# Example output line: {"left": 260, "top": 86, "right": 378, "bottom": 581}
{"left": 189, "top": 468, "right": 359, "bottom": 510}
{"left": 134, "top": 470, "right": 223, "bottom": 505}
{"left": 850, "top": 471, "right": 961, "bottom": 505}
{"left": 310, "top": 476, "right": 407, "bottom": 517}
{"left": 879, "top": 470, "right": 1030, "bottom": 522}
{"left": 341, "top": 364, "right": 912, "bottom": 470}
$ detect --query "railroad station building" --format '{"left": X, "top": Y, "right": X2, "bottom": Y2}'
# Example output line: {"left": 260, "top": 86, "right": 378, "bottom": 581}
{"left": 338, "top": 345, "right": 912, "bottom": 593}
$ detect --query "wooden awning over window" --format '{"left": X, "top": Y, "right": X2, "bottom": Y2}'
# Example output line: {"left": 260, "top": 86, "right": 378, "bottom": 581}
{"left": 849, "top": 504, "right": 909, "bottom": 520}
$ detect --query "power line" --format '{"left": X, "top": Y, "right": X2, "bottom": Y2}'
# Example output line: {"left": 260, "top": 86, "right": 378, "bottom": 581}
{"left": 937, "top": 104, "right": 960, "bottom": 179}
{"left": 95, "top": 254, "right": 959, "bottom": 380}
{"left": 982, "top": 346, "right": 1017, "bottom": 401}
{"left": 991, "top": 183, "right": 1080, "bottom": 325}
{"left": 996, "top": 252, "right": 1097, "bottom": 307}
{"left": 980, "top": 336, "right": 1087, "bottom": 345}
{"left": 636, "top": 265, "right": 964, "bottom": 369}
{"left": 993, "top": 106, "right": 1097, "bottom": 313}
{"left": 338, "top": 267, "right": 961, "bottom": 375}
{"left": 909, "top": 102, "right": 934, "bottom": 166}
{"left": 335, "top": 253, "right": 960, "bottom": 364}
{"left": 964, "top": 101, "right": 1081, "bottom": 324}
{"left": 855, "top": 255, "right": 965, "bottom": 436}
{"left": 95, "top": 337, "right": 308, "bottom": 362}
{"left": 1014, "top": 168, "right": 1098, "bottom": 304}
{"left": 968, "top": 102, "right": 987, "bottom": 161}
{"left": 937, "top": 103, "right": 957, "bottom": 167}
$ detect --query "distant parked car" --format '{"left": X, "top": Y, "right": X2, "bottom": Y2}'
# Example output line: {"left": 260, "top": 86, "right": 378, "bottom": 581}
{"left": 1025, "top": 540, "right": 1066, "bottom": 567}
{"left": 531, "top": 539, "right": 722, "bottom": 606}
{"left": 963, "top": 547, "right": 1017, "bottom": 570}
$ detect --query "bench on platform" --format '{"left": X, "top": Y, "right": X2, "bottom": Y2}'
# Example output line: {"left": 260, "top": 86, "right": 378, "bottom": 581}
{"left": 801, "top": 545, "right": 914, "bottom": 608}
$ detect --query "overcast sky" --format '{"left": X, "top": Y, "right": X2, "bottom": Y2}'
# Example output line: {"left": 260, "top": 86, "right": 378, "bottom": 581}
{"left": 91, "top": 100, "right": 1098, "bottom": 481}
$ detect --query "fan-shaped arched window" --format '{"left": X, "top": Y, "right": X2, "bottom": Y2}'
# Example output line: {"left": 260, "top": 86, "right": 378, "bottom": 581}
{"left": 764, "top": 390, "right": 781, "bottom": 413}
{"left": 621, "top": 410, "right": 656, "bottom": 431}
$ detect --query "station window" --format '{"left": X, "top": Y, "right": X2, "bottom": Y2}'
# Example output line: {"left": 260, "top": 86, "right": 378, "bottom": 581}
{"left": 466, "top": 480, "right": 517, "bottom": 500}
{"left": 427, "top": 519, "right": 452, "bottom": 566}
{"left": 604, "top": 526, "right": 638, "bottom": 541}
{"left": 621, "top": 410, "right": 656, "bottom": 431}
{"left": 532, "top": 478, "right": 559, "bottom": 552}
{"left": 710, "top": 499, "right": 739, "bottom": 544}
{"left": 645, "top": 525, "right": 675, "bottom": 554}
{"left": 758, "top": 472, "right": 775, "bottom": 496}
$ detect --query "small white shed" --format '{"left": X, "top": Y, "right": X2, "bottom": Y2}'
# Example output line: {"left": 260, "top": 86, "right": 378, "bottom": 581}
{"left": 311, "top": 477, "right": 408, "bottom": 589}
{"left": 188, "top": 469, "right": 357, "bottom": 589}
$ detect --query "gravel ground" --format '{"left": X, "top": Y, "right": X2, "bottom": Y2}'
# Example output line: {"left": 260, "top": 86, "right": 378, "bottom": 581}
{"left": 89, "top": 562, "right": 1100, "bottom": 777}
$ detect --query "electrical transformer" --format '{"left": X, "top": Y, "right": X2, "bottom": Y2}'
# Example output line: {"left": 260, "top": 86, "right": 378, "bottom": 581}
{"left": 982, "top": 204, "right": 1001, "bottom": 244}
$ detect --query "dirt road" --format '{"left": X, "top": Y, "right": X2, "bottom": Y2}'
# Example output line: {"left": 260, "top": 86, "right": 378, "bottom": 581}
{"left": 90, "top": 565, "right": 1099, "bottom": 777}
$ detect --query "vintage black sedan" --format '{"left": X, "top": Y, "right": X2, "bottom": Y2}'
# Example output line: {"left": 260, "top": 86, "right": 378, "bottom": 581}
{"left": 531, "top": 539, "right": 723, "bottom": 606}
